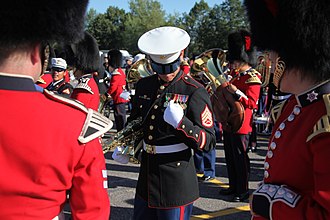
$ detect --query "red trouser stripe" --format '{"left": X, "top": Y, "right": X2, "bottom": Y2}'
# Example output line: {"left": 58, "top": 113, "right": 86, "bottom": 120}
{"left": 180, "top": 205, "right": 185, "bottom": 220}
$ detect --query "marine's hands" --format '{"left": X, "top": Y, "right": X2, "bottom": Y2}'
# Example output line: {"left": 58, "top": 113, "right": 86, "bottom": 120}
{"left": 163, "top": 100, "right": 184, "bottom": 128}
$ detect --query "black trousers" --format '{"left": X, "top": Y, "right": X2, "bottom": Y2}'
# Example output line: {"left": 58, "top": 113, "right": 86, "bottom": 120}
{"left": 113, "top": 102, "right": 127, "bottom": 131}
{"left": 223, "top": 131, "right": 250, "bottom": 194}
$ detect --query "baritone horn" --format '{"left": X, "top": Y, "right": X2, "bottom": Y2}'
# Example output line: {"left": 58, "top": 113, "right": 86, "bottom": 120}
{"left": 193, "top": 48, "right": 245, "bottom": 133}
{"left": 191, "top": 48, "right": 228, "bottom": 95}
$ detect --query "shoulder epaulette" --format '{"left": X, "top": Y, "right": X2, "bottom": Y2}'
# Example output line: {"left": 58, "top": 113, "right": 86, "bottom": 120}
{"left": 44, "top": 89, "right": 113, "bottom": 143}
{"left": 245, "top": 69, "right": 262, "bottom": 85}
{"left": 75, "top": 77, "right": 94, "bottom": 94}
{"left": 78, "top": 109, "right": 113, "bottom": 143}
{"left": 307, "top": 94, "right": 330, "bottom": 142}
{"left": 271, "top": 100, "right": 287, "bottom": 124}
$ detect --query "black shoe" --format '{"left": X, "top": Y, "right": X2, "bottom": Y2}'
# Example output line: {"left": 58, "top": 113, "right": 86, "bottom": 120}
{"left": 232, "top": 191, "right": 249, "bottom": 202}
{"left": 219, "top": 188, "right": 235, "bottom": 195}
{"left": 198, "top": 175, "right": 214, "bottom": 182}
{"left": 203, "top": 176, "right": 215, "bottom": 182}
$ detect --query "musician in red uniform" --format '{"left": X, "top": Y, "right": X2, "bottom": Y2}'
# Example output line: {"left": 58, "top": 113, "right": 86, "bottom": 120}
{"left": 70, "top": 31, "right": 101, "bottom": 111}
{"left": 107, "top": 49, "right": 129, "bottom": 131}
{"left": 0, "top": 1, "right": 112, "bottom": 219}
{"left": 245, "top": 0, "right": 330, "bottom": 219}
{"left": 219, "top": 30, "right": 261, "bottom": 202}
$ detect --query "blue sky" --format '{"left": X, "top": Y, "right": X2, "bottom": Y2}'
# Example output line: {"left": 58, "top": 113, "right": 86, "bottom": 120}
{"left": 88, "top": 0, "right": 222, "bottom": 15}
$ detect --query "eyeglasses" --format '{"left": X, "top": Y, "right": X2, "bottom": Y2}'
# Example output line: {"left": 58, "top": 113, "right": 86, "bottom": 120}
{"left": 52, "top": 67, "right": 66, "bottom": 72}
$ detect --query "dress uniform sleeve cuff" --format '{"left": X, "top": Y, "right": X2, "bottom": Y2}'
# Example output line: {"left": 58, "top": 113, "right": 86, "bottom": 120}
{"left": 252, "top": 183, "right": 301, "bottom": 219}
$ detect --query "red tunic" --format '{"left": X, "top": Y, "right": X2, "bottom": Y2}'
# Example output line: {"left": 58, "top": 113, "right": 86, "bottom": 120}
{"left": 0, "top": 73, "right": 110, "bottom": 220}
{"left": 252, "top": 81, "right": 330, "bottom": 219}
{"left": 107, "top": 68, "right": 129, "bottom": 104}
{"left": 230, "top": 69, "right": 261, "bottom": 134}
{"left": 71, "top": 74, "right": 100, "bottom": 111}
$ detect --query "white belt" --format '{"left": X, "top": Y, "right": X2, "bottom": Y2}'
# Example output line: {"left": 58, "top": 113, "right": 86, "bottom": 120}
{"left": 272, "top": 94, "right": 291, "bottom": 100}
{"left": 143, "top": 141, "right": 188, "bottom": 154}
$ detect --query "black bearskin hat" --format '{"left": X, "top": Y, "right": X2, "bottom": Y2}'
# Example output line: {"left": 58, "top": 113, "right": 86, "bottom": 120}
{"left": 227, "top": 29, "right": 257, "bottom": 67}
{"left": 245, "top": 0, "right": 330, "bottom": 82}
{"left": 108, "top": 49, "right": 123, "bottom": 69}
{"left": 71, "top": 32, "right": 101, "bottom": 74}
{"left": 0, "top": 0, "right": 88, "bottom": 46}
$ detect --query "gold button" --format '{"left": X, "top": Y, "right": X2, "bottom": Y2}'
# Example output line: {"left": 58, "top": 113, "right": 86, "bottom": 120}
{"left": 160, "top": 85, "right": 165, "bottom": 90}
{"left": 189, "top": 130, "right": 193, "bottom": 134}
{"left": 149, "top": 125, "right": 154, "bottom": 130}
{"left": 195, "top": 134, "right": 198, "bottom": 138}
{"left": 151, "top": 115, "right": 155, "bottom": 120}
{"left": 157, "top": 94, "right": 160, "bottom": 98}
{"left": 140, "top": 105, "right": 143, "bottom": 108}
{"left": 154, "top": 105, "right": 158, "bottom": 109}
{"left": 176, "top": 162, "right": 181, "bottom": 166}
{"left": 182, "top": 125, "right": 185, "bottom": 129}
{"left": 148, "top": 135, "right": 153, "bottom": 140}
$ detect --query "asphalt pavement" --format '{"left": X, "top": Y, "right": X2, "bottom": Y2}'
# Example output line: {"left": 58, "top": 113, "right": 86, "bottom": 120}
{"left": 101, "top": 130, "right": 269, "bottom": 220}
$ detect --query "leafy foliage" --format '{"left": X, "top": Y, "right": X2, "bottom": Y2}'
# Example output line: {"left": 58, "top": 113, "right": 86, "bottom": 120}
{"left": 86, "top": 0, "right": 249, "bottom": 58}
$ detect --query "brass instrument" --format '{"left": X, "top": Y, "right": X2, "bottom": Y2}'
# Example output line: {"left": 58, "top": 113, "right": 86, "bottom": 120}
{"left": 103, "top": 117, "right": 144, "bottom": 163}
{"left": 127, "top": 58, "right": 153, "bottom": 89}
{"left": 255, "top": 52, "right": 272, "bottom": 88}
{"left": 193, "top": 48, "right": 245, "bottom": 133}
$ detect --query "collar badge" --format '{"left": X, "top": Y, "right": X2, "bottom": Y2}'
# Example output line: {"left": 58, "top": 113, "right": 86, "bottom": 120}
{"left": 306, "top": 90, "right": 318, "bottom": 102}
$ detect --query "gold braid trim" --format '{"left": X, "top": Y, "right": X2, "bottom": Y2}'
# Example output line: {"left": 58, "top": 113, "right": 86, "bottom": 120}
{"left": 271, "top": 100, "right": 286, "bottom": 124}
{"left": 245, "top": 69, "right": 262, "bottom": 85}
{"left": 307, "top": 94, "right": 330, "bottom": 142}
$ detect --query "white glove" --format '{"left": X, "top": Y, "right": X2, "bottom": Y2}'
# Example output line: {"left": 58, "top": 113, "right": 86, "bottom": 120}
{"left": 112, "top": 146, "right": 129, "bottom": 164}
{"left": 163, "top": 100, "right": 184, "bottom": 128}
{"left": 119, "top": 90, "right": 131, "bottom": 100}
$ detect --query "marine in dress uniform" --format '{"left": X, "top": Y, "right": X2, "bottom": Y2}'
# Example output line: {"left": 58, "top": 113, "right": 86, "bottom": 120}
{"left": 245, "top": 0, "right": 330, "bottom": 219}
{"left": 219, "top": 30, "right": 261, "bottom": 202}
{"left": 0, "top": 1, "right": 112, "bottom": 219}
{"left": 113, "top": 26, "right": 216, "bottom": 220}
{"left": 70, "top": 32, "right": 101, "bottom": 111}
{"left": 46, "top": 58, "right": 73, "bottom": 96}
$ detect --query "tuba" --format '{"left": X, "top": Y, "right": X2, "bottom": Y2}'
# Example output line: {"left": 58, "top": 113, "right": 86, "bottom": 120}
{"left": 194, "top": 48, "right": 245, "bottom": 133}
{"left": 127, "top": 58, "right": 153, "bottom": 90}
{"left": 103, "top": 117, "right": 144, "bottom": 163}
{"left": 255, "top": 51, "right": 272, "bottom": 88}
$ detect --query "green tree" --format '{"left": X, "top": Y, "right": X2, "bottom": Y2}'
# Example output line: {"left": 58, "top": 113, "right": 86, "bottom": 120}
{"left": 182, "top": 0, "right": 210, "bottom": 57}
{"left": 123, "top": 0, "right": 168, "bottom": 54}
{"left": 86, "top": 7, "right": 127, "bottom": 50}
{"left": 183, "top": 0, "right": 249, "bottom": 56}
{"left": 218, "top": 0, "right": 249, "bottom": 46}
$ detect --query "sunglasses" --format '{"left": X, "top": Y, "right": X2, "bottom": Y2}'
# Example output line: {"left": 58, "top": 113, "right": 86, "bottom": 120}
{"left": 52, "top": 67, "right": 66, "bottom": 72}
{"left": 150, "top": 58, "right": 181, "bottom": 75}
